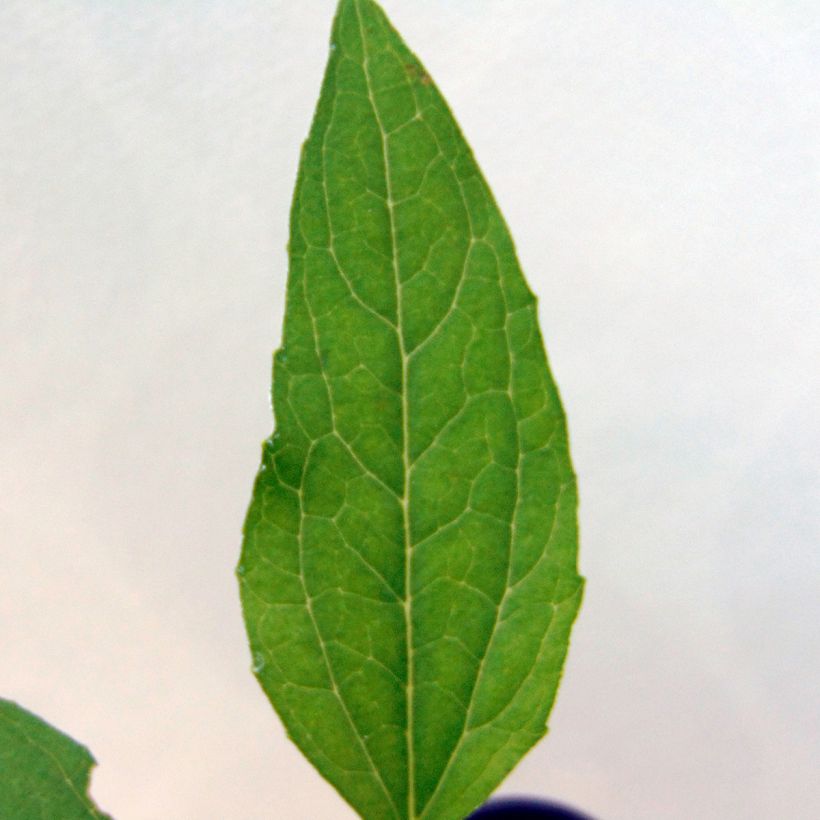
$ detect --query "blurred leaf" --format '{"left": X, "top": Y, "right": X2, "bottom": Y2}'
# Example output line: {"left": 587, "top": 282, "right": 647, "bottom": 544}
{"left": 0, "top": 699, "right": 110, "bottom": 819}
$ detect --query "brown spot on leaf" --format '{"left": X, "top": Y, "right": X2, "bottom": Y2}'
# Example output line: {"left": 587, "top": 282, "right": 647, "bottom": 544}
{"left": 405, "top": 62, "right": 432, "bottom": 86}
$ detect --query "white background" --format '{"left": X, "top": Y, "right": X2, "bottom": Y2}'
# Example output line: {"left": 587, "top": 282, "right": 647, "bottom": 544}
{"left": 2, "top": 1, "right": 818, "bottom": 818}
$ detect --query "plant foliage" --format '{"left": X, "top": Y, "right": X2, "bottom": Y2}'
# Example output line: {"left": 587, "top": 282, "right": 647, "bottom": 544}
{"left": 238, "top": 1, "right": 583, "bottom": 818}
{"left": 0, "top": 699, "right": 110, "bottom": 820}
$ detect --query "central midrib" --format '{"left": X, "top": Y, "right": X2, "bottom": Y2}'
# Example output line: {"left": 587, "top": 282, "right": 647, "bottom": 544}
{"left": 352, "top": 2, "right": 416, "bottom": 818}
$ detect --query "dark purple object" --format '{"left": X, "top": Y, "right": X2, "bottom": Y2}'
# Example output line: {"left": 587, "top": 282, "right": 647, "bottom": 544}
{"left": 468, "top": 797, "right": 595, "bottom": 820}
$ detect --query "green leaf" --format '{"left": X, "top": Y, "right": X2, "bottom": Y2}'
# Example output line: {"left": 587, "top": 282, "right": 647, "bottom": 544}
{"left": 0, "top": 699, "right": 111, "bottom": 820}
{"left": 238, "top": 1, "right": 583, "bottom": 818}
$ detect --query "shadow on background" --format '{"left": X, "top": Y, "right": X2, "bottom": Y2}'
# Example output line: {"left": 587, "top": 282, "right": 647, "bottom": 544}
{"left": 468, "top": 797, "right": 596, "bottom": 820}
